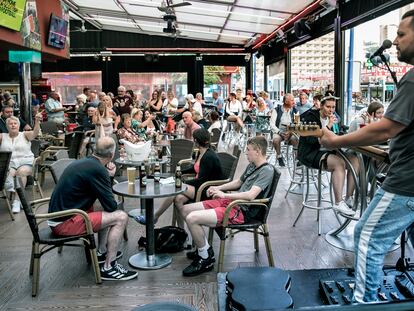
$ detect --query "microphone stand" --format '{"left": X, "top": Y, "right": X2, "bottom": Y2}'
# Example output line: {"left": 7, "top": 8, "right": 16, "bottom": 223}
{"left": 379, "top": 54, "right": 398, "bottom": 86}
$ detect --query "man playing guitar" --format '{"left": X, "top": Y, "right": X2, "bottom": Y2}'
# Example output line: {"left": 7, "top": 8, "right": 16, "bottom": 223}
{"left": 320, "top": 10, "right": 414, "bottom": 303}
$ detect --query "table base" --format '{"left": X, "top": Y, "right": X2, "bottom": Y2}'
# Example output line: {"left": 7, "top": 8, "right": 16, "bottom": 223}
{"left": 129, "top": 252, "right": 172, "bottom": 270}
{"left": 325, "top": 222, "right": 400, "bottom": 252}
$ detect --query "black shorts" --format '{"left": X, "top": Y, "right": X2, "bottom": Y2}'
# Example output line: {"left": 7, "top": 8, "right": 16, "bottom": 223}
{"left": 300, "top": 150, "right": 336, "bottom": 169}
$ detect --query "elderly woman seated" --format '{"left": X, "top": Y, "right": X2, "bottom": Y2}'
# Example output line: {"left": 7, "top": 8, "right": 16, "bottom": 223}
{"left": 117, "top": 113, "right": 143, "bottom": 144}
{"left": 0, "top": 113, "right": 42, "bottom": 213}
{"left": 133, "top": 128, "right": 224, "bottom": 226}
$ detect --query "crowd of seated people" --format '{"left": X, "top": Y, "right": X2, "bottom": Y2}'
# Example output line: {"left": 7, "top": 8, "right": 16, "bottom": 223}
{"left": 0, "top": 81, "right": 390, "bottom": 284}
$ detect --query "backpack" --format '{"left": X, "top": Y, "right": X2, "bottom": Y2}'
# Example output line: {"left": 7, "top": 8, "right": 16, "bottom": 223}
{"left": 138, "top": 226, "right": 188, "bottom": 253}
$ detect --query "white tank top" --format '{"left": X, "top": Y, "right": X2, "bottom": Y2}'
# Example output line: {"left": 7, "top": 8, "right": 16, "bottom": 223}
{"left": 0, "top": 132, "right": 34, "bottom": 163}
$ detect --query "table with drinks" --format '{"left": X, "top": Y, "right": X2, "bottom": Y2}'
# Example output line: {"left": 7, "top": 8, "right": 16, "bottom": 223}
{"left": 112, "top": 166, "right": 186, "bottom": 269}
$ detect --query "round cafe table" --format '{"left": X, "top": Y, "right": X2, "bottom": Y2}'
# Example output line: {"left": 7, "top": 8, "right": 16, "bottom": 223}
{"left": 112, "top": 179, "right": 186, "bottom": 269}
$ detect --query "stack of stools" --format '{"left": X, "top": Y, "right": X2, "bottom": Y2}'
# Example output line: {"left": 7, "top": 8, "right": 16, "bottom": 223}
{"left": 226, "top": 267, "right": 293, "bottom": 310}
{"left": 292, "top": 162, "right": 334, "bottom": 235}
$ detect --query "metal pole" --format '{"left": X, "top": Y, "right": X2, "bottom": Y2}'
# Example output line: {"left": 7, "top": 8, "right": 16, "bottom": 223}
{"left": 346, "top": 28, "right": 354, "bottom": 125}
{"left": 19, "top": 62, "right": 32, "bottom": 125}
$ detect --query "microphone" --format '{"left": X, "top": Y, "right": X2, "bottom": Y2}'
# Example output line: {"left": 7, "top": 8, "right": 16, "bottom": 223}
{"left": 369, "top": 39, "right": 393, "bottom": 60}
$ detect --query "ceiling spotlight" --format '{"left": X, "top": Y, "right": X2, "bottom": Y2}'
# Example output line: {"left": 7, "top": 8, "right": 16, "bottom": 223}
{"left": 276, "top": 29, "right": 284, "bottom": 38}
{"left": 244, "top": 53, "right": 251, "bottom": 62}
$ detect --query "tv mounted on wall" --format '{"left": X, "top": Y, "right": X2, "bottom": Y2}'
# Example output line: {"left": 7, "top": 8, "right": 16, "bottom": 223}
{"left": 47, "top": 14, "right": 68, "bottom": 49}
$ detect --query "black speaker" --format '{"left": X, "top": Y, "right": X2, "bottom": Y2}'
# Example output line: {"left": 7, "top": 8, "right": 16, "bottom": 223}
{"left": 144, "top": 54, "right": 159, "bottom": 62}
{"left": 294, "top": 19, "right": 312, "bottom": 39}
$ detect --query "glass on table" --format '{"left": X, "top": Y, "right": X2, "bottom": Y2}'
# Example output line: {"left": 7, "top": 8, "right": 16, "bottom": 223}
{"left": 127, "top": 167, "right": 136, "bottom": 184}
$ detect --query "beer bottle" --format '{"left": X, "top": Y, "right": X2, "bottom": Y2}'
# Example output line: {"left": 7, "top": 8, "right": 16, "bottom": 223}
{"left": 175, "top": 166, "right": 182, "bottom": 188}
{"left": 140, "top": 164, "right": 147, "bottom": 187}
{"left": 154, "top": 163, "right": 161, "bottom": 182}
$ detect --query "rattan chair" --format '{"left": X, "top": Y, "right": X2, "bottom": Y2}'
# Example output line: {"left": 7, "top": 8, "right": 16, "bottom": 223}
{"left": 210, "top": 128, "right": 221, "bottom": 150}
{"left": 15, "top": 178, "right": 101, "bottom": 297}
{"left": 172, "top": 152, "right": 238, "bottom": 226}
{"left": 170, "top": 139, "right": 194, "bottom": 173}
{"left": 49, "top": 158, "right": 76, "bottom": 184}
{"left": 209, "top": 166, "right": 281, "bottom": 272}
{"left": 0, "top": 151, "right": 13, "bottom": 220}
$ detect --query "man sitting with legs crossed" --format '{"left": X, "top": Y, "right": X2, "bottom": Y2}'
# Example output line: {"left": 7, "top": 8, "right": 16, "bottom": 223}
{"left": 177, "top": 136, "right": 274, "bottom": 276}
{"left": 48, "top": 136, "right": 138, "bottom": 281}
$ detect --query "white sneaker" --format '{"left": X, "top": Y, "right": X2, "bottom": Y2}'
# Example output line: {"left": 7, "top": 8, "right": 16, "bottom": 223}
{"left": 333, "top": 201, "right": 355, "bottom": 216}
{"left": 344, "top": 196, "right": 353, "bottom": 207}
{"left": 12, "top": 200, "right": 21, "bottom": 214}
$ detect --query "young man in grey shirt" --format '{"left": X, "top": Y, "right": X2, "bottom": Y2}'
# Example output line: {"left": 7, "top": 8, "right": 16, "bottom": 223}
{"left": 321, "top": 10, "right": 414, "bottom": 303}
{"left": 178, "top": 136, "right": 274, "bottom": 276}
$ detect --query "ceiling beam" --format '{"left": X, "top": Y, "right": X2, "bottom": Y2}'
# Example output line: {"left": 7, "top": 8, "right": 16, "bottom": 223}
{"left": 77, "top": 7, "right": 258, "bottom": 35}
{"left": 188, "top": 0, "right": 296, "bottom": 15}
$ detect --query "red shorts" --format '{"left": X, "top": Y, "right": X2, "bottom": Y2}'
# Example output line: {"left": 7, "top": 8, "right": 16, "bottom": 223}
{"left": 202, "top": 198, "right": 245, "bottom": 225}
{"left": 51, "top": 208, "right": 102, "bottom": 236}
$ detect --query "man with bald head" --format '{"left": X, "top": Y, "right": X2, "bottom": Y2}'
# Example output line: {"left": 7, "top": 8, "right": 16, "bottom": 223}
{"left": 270, "top": 93, "right": 298, "bottom": 167}
{"left": 48, "top": 137, "right": 138, "bottom": 281}
{"left": 182, "top": 111, "right": 200, "bottom": 140}
{"left": 45, "top": 91, "right": 67, "bottom": 124}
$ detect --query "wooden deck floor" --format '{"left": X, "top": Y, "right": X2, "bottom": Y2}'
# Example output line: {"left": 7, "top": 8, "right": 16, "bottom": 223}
{"left": 0, "top": 150, "right": 409, "bottom": 310}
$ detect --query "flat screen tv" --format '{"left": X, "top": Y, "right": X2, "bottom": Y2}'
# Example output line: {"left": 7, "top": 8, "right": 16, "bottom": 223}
{"left": 47, "top": 14, "right": 68, "bottom": 49}
{"left": 0, "top": 0, "right": 27, "bottom": 31}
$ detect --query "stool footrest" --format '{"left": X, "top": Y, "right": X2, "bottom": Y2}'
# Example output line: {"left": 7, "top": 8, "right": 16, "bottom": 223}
{"left": 302, "top": 199, "right": 334, "bottom": 211}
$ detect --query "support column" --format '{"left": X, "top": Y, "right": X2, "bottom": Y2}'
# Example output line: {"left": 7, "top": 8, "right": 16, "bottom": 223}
{"left": 245, "top": 55, "right": 253, "bottom": 91}
{"left": 194, "top": 54, "right": 204, "bottom": 93}
{"left": 334, "top": 2, "right": 345, "bottom": 123}
{"left": 285, "top": 50, "right": 292, "bottom": 93}
{"left": 19, "top": 62, "right": 32, "bottom": 125}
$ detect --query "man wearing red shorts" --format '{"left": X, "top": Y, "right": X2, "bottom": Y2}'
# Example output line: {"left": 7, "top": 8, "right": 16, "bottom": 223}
{"left": 178, "top": 136, "right": 274, "bottom": 276}
{"left": 48, "top": 136, "right": 137, "bottom": 281}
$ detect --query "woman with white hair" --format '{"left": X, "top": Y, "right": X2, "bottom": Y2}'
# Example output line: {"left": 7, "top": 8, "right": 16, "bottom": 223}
{"left": 193, "top": 93, "right": 204, "bottom": 117}
{"left": 0, "top": 112, "right": 42, "bottom": 213}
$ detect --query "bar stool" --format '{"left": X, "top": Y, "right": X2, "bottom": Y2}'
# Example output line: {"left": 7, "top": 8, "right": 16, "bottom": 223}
{"left": 223, "top": 120, "right": 238, "bottom": 146}
{"left": 292, "top": 162, "right": 334, "bottom": 235}
{"left": 285, "top": 150, "right": 317, "bottom": 197}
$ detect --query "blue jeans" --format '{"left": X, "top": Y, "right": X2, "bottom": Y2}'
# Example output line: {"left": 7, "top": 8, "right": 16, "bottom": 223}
{"left": 353, "top": 188, "right": 414, "bottom": 302}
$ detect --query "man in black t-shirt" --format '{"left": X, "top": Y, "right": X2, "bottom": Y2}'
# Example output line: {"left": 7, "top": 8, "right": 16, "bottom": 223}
{"left": 0, "top": 105, "right": 31, "bottom": 133}
{"left": 48, "top": 137, "right": 137, "bottom": 281}
{"left": 321, "top": 11, "right": 414, "bottom": 303}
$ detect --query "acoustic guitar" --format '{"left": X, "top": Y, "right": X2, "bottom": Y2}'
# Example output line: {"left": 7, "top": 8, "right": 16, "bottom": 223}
{"left": 287, "top": 122, "right": 323, "bottom": 138}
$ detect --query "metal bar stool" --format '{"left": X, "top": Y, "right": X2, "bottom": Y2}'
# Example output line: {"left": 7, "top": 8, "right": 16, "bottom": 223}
{"left": 285, "top": 153, "right": 318, "bottom": 198}
{"left": 292, "top": 162, "right": 334, "bottom": 235}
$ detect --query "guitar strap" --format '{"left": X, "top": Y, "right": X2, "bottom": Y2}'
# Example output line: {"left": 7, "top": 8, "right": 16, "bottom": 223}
{"left": 244, "top": 162, "right": 271, "bottom": 180}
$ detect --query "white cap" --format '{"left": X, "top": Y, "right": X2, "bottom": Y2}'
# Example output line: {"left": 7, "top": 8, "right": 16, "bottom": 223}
{"left": 186, "top": 94, "right": 196, "bottom": 103}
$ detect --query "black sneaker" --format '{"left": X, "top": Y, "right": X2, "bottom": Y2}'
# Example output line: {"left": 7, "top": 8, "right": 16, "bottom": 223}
{"left": 97, "top": 251, "right": 123, "bottom": 264}
{"left": 278, "top": 157, "right": 286, "bottom": 167}
{"left": 183, "top": 250, "right": 215, "bottom": 277}
{"left": 100, "top": 262, "right": 138, "bottom": 281}
{"left": 186, "top": 246, "right": 215, "bottom": 261}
